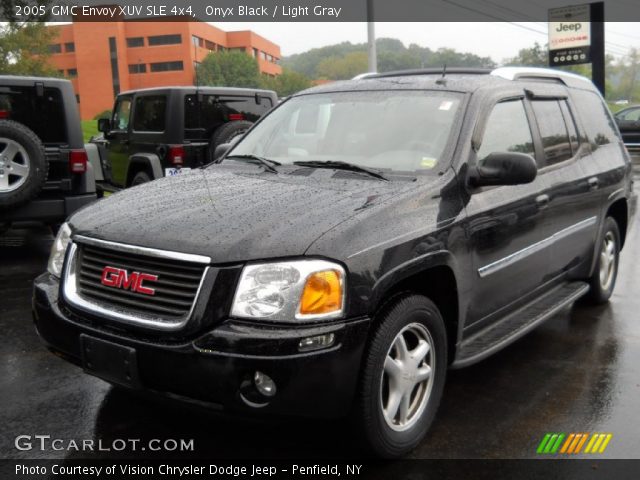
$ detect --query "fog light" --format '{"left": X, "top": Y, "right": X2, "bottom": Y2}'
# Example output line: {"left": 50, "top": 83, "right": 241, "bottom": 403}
{"left": 298, "top": 333, "right": 335, "bottom": 352}
{"left": 254, "top": 371, "right": 276, "bottom": 397}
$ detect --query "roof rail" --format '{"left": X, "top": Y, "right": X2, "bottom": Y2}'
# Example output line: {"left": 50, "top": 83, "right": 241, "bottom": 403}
{"left": 490, "top": 67, "right": 592, "bottom": 88}
{"left": 352, "top": 72, "right": 377, "bottom": 80}
{"left": 358, "top": 68, "right": 492, "bottom": 79}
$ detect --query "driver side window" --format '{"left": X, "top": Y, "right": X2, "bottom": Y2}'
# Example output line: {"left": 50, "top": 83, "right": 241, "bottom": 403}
{"left": 112, "top": 97, "right": 132, "bottom": 131}
{"left": 477, "top": 100, "right": 534, "bottom": 163}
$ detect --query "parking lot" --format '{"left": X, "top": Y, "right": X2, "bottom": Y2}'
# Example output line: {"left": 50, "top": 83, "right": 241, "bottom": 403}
{"left": 1, "top": 183, "right": 639, "bottom": 460}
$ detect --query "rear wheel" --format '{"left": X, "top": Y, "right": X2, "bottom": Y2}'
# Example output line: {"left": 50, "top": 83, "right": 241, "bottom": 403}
{"left": 131, "top": 171, "right": 151, "bottom": 186}
{"left": 585, "top": 217, "right": 620, "bottom": 304}
{"left": 355, "top": 294, "right": 447, "bottom": 458}
{"left": 0, "top": 120, "right": 48, "bottom": 210}
{"left": 208, "top": 121, "right": 253, "bottom": 162}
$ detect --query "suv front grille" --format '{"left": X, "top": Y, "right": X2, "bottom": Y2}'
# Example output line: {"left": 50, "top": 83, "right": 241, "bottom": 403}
{"left": 63, "top": 236, "right": 210, "bottom": 330}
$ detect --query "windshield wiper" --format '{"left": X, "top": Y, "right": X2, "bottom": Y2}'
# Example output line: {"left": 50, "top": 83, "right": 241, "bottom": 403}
{"left": 225, "top": 154, "right": 281, "bottom": 174}
{"left": 292, "top": 160, "right": 389, "bottom": 181}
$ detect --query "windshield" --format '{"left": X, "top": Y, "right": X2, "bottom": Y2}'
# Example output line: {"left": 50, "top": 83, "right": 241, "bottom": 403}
{"left": 227, "top": 90, "right": 462, "bottom": 173}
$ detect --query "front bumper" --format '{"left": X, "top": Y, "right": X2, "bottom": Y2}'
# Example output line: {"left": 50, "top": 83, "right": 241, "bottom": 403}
{"left": 33, "top": 273, "right": 370, "bottom": 418}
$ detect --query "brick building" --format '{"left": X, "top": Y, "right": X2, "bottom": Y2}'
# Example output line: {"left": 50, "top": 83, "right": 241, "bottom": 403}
{"left": 47, "top": 20, "right": 281, "bottom": 119}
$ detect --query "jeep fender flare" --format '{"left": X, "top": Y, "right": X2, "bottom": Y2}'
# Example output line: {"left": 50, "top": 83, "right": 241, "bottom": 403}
{"left": 126, "top": 153, "right": 163, "bottom": 185}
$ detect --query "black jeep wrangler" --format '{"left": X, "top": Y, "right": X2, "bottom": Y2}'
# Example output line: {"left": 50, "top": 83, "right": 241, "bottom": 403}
{"left": 89, "top": 86, "right": 277, "bottom": 190}
{"left": 0, "top": 76, "right": 96, "bottom": 232}
{"left": 34, "top": 68, "right": 636, "bottom": 457}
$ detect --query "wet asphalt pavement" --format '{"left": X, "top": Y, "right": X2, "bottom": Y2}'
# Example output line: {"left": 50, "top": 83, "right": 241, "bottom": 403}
{"left": 1, "top": 198, "right": 639, "bottom": 461}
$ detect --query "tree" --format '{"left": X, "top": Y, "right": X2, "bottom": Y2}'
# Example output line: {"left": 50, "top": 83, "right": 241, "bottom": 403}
{"left": 316, "top": 51, "right": 368, "bottom": 80}
{"left": 197, "top": 50, "right": 261, "bottom": 88}
{"left": 260, "top": 68, "right": 312, "bottom": 97}
{"left": 505, "top": 42, "right": 548, "bottom": 67}
{"left": 0, "top": 1, "right": 60, "bottom": 76}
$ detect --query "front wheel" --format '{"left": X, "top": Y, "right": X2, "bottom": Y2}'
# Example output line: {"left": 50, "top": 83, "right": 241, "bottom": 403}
{"left": 355, "top": 295, "right": 447, "bottom": 458}
{"left": 585, "top": 217, "right": 620, "bottom": 304}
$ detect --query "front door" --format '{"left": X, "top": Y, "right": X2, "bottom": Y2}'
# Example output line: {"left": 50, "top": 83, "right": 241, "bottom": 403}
{"left": 464, "top": 97, "right": 554, "bottom": 331}
{"left": 105, "top": 95, "right": 132, "bottom": 187}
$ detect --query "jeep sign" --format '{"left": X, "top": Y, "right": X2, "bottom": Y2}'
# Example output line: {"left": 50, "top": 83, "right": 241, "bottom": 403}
{"left": 548, "top": 3, "right": 591, "bottom": 66}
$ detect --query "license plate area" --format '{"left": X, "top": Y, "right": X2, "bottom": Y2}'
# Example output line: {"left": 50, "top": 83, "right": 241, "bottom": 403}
{"left": 80, "top": 334, "right": 140, "bottom": 388}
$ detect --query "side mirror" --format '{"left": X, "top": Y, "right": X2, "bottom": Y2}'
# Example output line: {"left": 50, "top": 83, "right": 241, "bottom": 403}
{"left": 470, "top": 152, "right": 537, "bottom": 187}
{"left": 97, "top": 118, "right": 111, "bottom": 133}
{"left": 214, "top": 143, "right": 232, "bottom": 161}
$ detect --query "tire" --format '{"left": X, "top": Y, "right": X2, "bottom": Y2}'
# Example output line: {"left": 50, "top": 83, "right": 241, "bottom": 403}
{"left": 207, "top": 121, "right": 253, "bottom": 162}
{"left": 0, "top": 120, "right": 48, "bottom": 210}
{"left": 585, "top": 217, "right": 621, "bottom": 304}
{"left": 131, "top": 171, "right": 151, "bottom": 186}
{"left": 355, "top": 294, "right": 448, "bottom": 458}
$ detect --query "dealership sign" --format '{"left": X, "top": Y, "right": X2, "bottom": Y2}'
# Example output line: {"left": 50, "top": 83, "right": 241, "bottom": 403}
{"left": 548, "top": 3, "right": 591, "bottom": 66}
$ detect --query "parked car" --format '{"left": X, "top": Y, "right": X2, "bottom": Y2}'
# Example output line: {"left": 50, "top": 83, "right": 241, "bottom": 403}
{"left": 0, "top": 76, "right": 96, "bottom": 233}
{"left": 88, "top": 86, "right": 277, "bottom": 192}
{"left": 613, "top": 105, "right": 640, "bottom": 154}
{"left": 34, "top": 67, "right": 636, "bottom": 457}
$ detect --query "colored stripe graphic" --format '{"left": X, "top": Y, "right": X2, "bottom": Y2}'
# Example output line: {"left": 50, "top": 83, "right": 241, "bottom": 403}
{"left": 538, "top": 433, "right": 613, "bottom": 455}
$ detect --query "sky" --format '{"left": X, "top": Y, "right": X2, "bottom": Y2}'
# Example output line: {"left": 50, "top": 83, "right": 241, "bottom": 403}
{"left": 217, "top": 22, "right": 640, "bottom": 62}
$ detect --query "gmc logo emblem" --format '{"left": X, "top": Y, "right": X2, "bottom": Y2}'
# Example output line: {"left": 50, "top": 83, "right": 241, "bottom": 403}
{"left": 100, "top": 266, "right": 158, "bottom": 296}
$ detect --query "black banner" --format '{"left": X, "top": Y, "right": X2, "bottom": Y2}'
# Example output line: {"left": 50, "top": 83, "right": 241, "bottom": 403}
{"left": 2, "top": 0, "right": 640, "bottom": 22}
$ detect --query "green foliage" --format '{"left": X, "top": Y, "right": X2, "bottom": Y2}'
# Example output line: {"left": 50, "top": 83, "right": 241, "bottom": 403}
{"left": 259, "top": 69, "right": 312, "bottom": 97}
{"left": 197, "top": 50, "right": 261, "bottom": 88}
{"left": 282, "top": 38, "right": 496, "bottom": 80}
{"left": 0, "top": 1, "right": 60, "bottom": 76}
{"left": 81, "top": 119, "right": 99, "bottom": 142}
{"left": 93, "top": 110, "right": 112, "bottom": 120}
{"left": 505, "top": 42, "right": 548, "bottom": 67}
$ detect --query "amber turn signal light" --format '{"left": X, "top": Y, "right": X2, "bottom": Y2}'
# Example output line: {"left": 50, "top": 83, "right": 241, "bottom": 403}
{"left": 299, "top": 270, "right": 343, "bottom": 315}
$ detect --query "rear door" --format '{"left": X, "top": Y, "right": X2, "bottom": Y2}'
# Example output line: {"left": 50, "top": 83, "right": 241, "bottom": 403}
{"left": 527, "top": 91, "right": 601, "bottom": 282}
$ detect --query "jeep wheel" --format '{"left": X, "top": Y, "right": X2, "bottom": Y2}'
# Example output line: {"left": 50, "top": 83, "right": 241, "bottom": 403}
{"left": 208, "top": 121, "right": 253, "bottom": 162}
{"left": 0, "top": 120, "right": 48, "bottom": 210}
{"left": 356, "top": 295, "right": 447, "bottom": 458}
{"left": 585, "top": 216, "right": 620, "bottom": 304}
{"left": 131, "top": 171, "right": 152, "bottom": 186}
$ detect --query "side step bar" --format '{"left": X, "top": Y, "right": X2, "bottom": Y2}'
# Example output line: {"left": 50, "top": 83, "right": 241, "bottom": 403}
{"left": 452, "top": 281, "right": 590, "bottom": 369}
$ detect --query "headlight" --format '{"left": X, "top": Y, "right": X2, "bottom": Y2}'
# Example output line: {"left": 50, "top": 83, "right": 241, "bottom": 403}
{"left": 47, "top": 223, "right": 72, "bottom": 278}
{"left": 231, "top": 259, "right": 346, "bottom": 322}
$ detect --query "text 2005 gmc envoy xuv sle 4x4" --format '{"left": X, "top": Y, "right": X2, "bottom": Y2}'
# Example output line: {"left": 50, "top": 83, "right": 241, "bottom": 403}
{"left": 34, "top": 68, "right": 636, "bottom": 457}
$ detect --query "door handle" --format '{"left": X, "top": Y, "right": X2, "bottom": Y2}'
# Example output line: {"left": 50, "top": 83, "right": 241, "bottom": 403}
{"left": 536, "top": 194, "right": 550, "bottom": 209}
{"left": 588, "top": 177, "right": 599, "bottom": 190}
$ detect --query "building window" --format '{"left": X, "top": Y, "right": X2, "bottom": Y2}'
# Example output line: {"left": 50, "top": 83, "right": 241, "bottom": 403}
{"left": 64, "top": 42, "right": 75, "bottom": 53}
{"left": 108, "top": 37, "right": 120, "bottom": 97}
{"left": 148, "top": 34, "right": 181, "bottom": 46}
{"left": 75, "top": 94, "right": 80, "bottom": 103}
{"left": 128, "top": 64, "right": 147, "bottom": 74}
{"left": 48, "top": 44, "right": 62, "bottom": 54}
{"left": 205, "top": 40, "right": 217, "bottom": 51}
{"left": 150, "top": 61, "right": 183, "bottom": 72}
{"left": 192, "top": 35, "right": 204, "bottom": 47}
{"left": 260, "top": 51, "right": 267, "bottom": 60}
{"left": 252, "top": 48, "right": 258, "bottom": 58}
{"left": 67, "top": 68, "right": 77, "bottom": 78}
{"left": 126, "top": 37, "right": 144, "bottom": 48}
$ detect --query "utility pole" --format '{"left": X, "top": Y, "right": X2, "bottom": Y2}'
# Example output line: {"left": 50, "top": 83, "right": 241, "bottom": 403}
{"left": 367, "top": 0, "right": 377, "bottom": 72}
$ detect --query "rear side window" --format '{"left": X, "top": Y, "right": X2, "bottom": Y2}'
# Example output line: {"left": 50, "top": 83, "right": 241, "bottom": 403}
{"left": 133, "top": 95, "right": 166, "bottom": 132}
{"left": 0, "top": 86, "right": 67, "bottom": 143}
{"left": 569, "top": 89, "right": 620, "bottom": 149}
{"left": 477, "top": 100, "right": 534, "bottom": 162}
{"left": 531, "top": 100, "right": 574, "bottom": 166}
{"left": 184, "top": 94, "right": 272, "bottom": 139}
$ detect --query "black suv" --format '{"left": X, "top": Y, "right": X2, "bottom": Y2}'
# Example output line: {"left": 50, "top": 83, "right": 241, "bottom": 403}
{"left": 90, "top": 86, "right": 277, "bottom": 190}
{"left": 0, "top": 76, "right": 96, "bottom": 231}
{"left": 33, "top": 68, "right": 636, "bottom": 457}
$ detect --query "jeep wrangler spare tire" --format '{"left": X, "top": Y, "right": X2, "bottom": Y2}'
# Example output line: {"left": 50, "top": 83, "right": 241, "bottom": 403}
{"left": 208, "top": 120, "right": 253, "bottom": 162}
{"left": 0, "top": 120, "right": 48, "bottom": 210}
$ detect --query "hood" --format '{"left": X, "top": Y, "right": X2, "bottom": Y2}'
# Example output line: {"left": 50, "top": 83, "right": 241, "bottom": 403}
{"left": 69, "top": 164, "right": 421, "bottom": 263}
